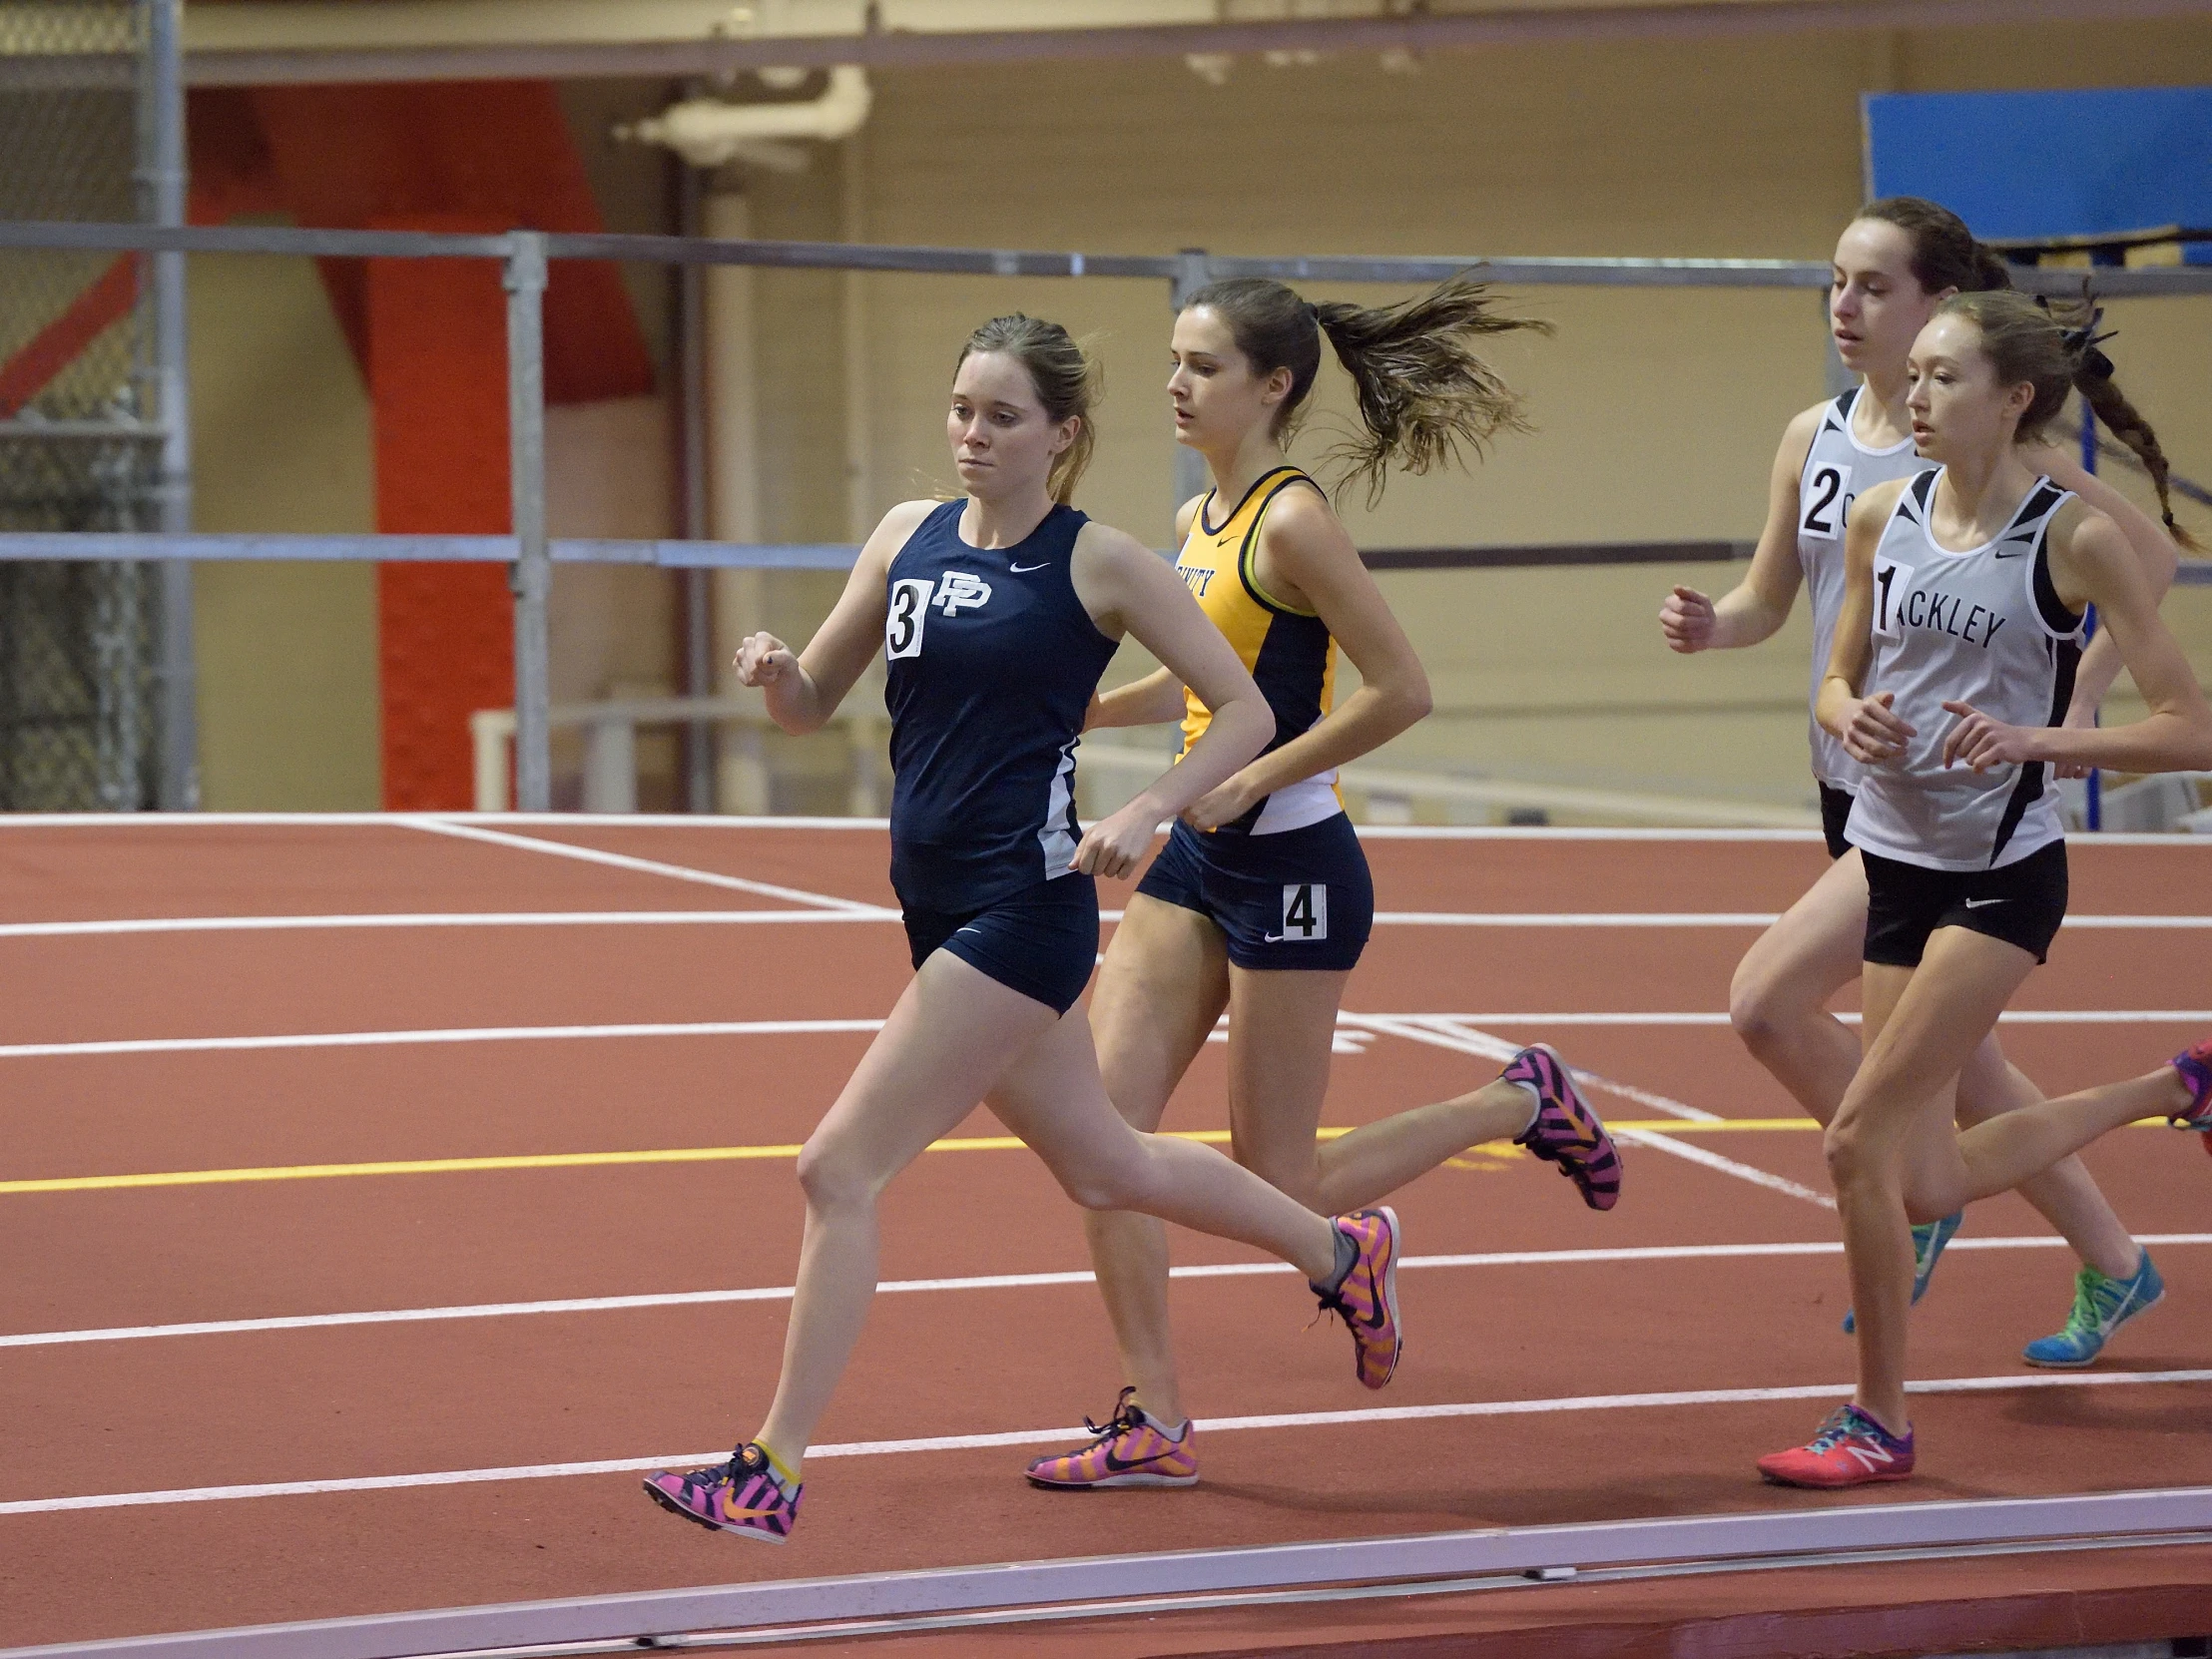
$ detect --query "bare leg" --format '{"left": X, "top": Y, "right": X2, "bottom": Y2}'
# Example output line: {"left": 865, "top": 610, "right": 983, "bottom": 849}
{"left": 1731, "top": 851, "right": 1869, "bottom": 1127}
{"left": 755, "top": 951, "right": 1061, "bottom": 1467}
{"left": 1827, "top": 929, "right": 2035, "bottom": 1433}
{"left": 1081, "top": 896, "right": 1230, "bottom": 1425}
{"left": 1951, "top": 1047, "right": 2142, "bottom": 1280}
{"left": 1946, "top": 1065, "right": 2194, "bottom": 1205}
{"left": 758, "top": 948, "right": 1344, "bottom": 1473}
{"left": 1218, "top": 969, "right": 1534, "bottom": 1216}
{"left": 1739, "top": 853, "right": 2140, "bottom": 1279}
{"left": 985, "top": 971, "right": 1343, "bottom": 1278}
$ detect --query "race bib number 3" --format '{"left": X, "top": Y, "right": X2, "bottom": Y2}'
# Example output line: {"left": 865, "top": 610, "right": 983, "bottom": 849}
{"left": 1872, "top": 555, "right": 1917, "bottom": 642}
{"left": 885, "top": 578, "right": 933, "bottom": 660}
{"left": 1280, "top": 882, "right": 1328, "bottom": 942}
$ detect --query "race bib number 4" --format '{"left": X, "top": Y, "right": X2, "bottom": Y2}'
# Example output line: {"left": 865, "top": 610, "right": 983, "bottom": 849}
{"left": 1278, "top": 882, "right": 1328, "bottom": 942}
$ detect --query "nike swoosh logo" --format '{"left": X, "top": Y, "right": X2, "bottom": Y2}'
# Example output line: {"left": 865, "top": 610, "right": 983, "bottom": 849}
{"left": 1102, "top": 1448, "right": 1177, "bottom": 1472}
{"left": 1262, "top": 931, "right": 1286, "bottom": 943}
{"left": 1009, "top": 561, "right": 1049, "bottom": 573}
{"left": 1963, "top": 897, "right": 2005, "bottom": 908}
{"left": 955, "top": 925, "right": 983, "bottom": 935}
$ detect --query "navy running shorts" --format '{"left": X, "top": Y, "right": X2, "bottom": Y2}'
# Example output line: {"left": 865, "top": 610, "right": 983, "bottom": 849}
{"left": 1135, "top": 814, "right": 1374, "bottom": 972}
{"left": 1862, "top": 839, "right": 2068, "bottom": 968}
{"left": 902, "top": 874, "right": 1100, "bottom": 1014}
{"left": 1820, "top": 782, "right": 1856, "bottom": 861}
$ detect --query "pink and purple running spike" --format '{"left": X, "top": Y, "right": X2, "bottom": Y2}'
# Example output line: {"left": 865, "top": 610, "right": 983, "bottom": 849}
{"left": 642, "top": 1444, "right": 801, "bottom": 1544}
{"left": 1504, "top": 1043, "right": 1622, "bottom": 1212}
{"left": 2171, "top": 1039, "right": 2212, "bottom": 1130}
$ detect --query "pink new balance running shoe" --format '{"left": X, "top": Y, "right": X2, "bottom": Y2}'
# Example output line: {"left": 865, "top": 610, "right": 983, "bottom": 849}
{"left": 642, "top": 1442, "right": 801, "bottom": 1543}
{"left": 1757, "top": 1404, "right": 1915, "bottom": 1489}
{"left": 1314, "top": 1207, "right": 1401, "bottom": 1389}
{"left": 1026, "top": 1388, "right": 1199, "bottom": 1489}
{"left": 1503, "top": 1044, "right": 1622, "bottom": 1212}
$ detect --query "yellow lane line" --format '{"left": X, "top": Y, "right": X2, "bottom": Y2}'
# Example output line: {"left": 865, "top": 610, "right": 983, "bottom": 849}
{"left": 14, "top": 1116, "right": 2178, "bottom": 1197}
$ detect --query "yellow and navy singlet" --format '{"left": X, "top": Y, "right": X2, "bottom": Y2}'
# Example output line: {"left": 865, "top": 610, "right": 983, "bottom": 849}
{"left": 1175, "top": 465, "right": 1343, "bottom": 834}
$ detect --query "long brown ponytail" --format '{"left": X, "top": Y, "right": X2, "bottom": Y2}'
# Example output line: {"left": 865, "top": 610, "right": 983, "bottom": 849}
{"left": 1937, "top": 288, "right": 2197, "bottom": 550}
{"left": 1858, "top": 196, "right": 2013, "bottom": 295}
{"left": 1184, "top": 274, "right": 1550, "bottom": 507}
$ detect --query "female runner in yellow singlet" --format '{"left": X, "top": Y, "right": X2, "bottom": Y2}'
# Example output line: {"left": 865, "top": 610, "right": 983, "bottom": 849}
{"left": 1026, "top": 276, "right": 1624, "bottom": 1490}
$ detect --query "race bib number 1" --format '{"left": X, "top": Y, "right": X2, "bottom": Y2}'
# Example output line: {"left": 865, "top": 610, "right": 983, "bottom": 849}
{"left": 1872, "top": 555, "right": 1917, "bottom": 642}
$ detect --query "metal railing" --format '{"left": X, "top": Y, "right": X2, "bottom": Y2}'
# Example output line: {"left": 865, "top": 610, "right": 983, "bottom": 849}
{"left": 2, "top": 215, "right": 2207, "bottom": 811}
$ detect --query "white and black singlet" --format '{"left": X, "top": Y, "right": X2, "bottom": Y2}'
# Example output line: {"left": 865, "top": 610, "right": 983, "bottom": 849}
{"left": 1798, "top": 387, "right": 1937, "bottom": 793}
{"left": 1846, "top": 470, "right": 2083, "bottom": 872}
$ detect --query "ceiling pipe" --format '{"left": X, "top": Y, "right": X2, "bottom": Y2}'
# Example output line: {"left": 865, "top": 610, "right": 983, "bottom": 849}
{"left": 153, "top": 0, "right": 2212, "bottom": 86}
{"left": 614, "top": 66, "right": 871, "bottom": 169}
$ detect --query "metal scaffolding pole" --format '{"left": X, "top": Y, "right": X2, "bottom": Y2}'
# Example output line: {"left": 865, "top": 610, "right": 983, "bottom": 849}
{"left": 146, "top": 0, "right": 196, "bottom": 809}
{"left": 503, "top": 232, "right": 552, "bottom": 814}
{"left": 674, "top": 162, "right": 715, "bottom": 816}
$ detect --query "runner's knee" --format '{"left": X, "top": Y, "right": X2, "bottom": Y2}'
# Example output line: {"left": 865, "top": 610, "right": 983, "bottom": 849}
{"left": 795, "top": 1133, "right": 881, "bottom": 1214}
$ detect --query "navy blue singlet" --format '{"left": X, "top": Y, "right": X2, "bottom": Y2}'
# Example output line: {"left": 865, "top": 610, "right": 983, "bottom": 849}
{"left": 883, "top": 500, "right": 1119, "bottom": 914}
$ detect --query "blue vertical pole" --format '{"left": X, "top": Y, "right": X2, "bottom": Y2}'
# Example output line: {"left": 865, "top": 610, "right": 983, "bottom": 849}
{"left": 2081, "top": 396, "right": 2100, "bottom": 832}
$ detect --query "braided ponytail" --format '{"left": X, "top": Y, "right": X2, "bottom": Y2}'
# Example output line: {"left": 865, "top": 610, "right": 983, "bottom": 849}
{"left": 1936, "top": 288, "right": 2198, "bottom": 550}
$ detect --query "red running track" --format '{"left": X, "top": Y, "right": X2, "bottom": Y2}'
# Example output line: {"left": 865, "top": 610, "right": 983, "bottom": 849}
{"left": 1, "top": 818, "right": 2208, "bottom": 1651}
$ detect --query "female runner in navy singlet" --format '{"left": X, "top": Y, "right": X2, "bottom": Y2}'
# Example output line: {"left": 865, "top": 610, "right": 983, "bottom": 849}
{"left": 1027, "top": 276, "right": 1623, "bottom": 1492}
{"left": 1661, "top": 199, "right": 2179, "bottom": 1364}
{"left": 1757, "top": 290, "right": 2212, "bottom": 1487}
{"left": 642, "top": 315, "right": 1404, "bottom": 1545}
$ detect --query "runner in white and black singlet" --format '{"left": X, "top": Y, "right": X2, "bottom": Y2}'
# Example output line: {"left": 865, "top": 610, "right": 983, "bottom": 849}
{"left": 640, "top": 315, "right": 1405, "bottom": 1546}
{"left": 1757, "top": 289, "right": 2212, "bottom": 1490}
{"left": 1661, "top": 199, "right": 2178, "bottom": 1368}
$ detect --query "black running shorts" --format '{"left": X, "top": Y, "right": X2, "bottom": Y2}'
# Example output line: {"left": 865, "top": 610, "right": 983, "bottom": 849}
{"left": 902, "top": 874, "right": 1099, "bottom": 1014}
{"left": 1862, "top": 839, "right": 2068, "bottom": 968}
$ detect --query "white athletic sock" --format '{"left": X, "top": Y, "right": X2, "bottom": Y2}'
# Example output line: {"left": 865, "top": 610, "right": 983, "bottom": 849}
{"left": 1504, "top": 1078, "right": 1541, "bottom": 1136}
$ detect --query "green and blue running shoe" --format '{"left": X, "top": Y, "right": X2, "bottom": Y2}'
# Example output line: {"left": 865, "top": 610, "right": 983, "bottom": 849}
{"left": 1843, "top": 1211, "right": 1962, "bottom": 1335}
{"left": 2022, "top": 1252, "right": 2164, "bottom": 1369}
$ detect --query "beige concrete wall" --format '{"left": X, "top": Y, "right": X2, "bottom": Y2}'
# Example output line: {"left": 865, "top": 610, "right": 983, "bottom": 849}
{"left": 187, "top": 245, "right": 381, "bottom": 811}
{"left": 181, "top": 19, "right": 2212, "bottom": 813}
{"left": 739, "top": 18, "right": 2210, "bottom": 814}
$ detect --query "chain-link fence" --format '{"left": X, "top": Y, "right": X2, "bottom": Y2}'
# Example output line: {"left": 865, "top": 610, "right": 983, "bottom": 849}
{"left": 0, "top": 0, "right": 164, "bottom": 810}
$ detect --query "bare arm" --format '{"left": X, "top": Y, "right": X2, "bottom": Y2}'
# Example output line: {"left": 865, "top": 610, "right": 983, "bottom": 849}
{"left": 1082, "top": 492, "right": 1211, "bottom": 733}
{"left": 1187, "top": 486, "right": 1430, "bottom": 831}
{"left": 1661, "top": 406, "right": 1819, "bottom": 653}
{"left": 1940, "top": 502, "right": 2212, "bottom": 776}
{"left": 2027, "top": 444, "right": 2182, "bottom": 729}
{"left": 1069, "top": 520, "right": 1274, "bottom": 877}
{"left": 733, "top": 499, "right": 932, "bottom": 732}
{"left": 1815, "top": 476, "right": 1918, "bottom": 764}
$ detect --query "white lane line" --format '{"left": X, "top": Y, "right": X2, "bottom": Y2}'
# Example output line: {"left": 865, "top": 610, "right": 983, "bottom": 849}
{"left": 11, "top": 1235, "right": 2208, "bottom": 1352}
{"left": 11, "top": 1369, "right": 2211, "bottom": 1516}
{"left": 1613, "top": 1128, "right": 1838, "bottom": 1210}
{"left": 5, "top": 1009, "right": 2205, "bottom": 1062}
{"left": 1344, "top": 1013, "right": 1719, "bottom": 1122}
{"left": 0, "top": 910, "right": 898, "bottom": 941}
{"left": 1346, "top": 1012, "right": 1834, "bottom": 1205}
{"left": 397, "top": 816, "right": 880, "bottom": 914}
{"left": 0, "top": 1019, "right": 886, "bottom": 1061}
{"left": 6, "top": 910, "right": 2204, "bottom": 942}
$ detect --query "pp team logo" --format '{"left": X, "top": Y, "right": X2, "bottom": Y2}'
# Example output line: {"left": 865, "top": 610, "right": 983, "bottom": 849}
{"left": 934, "top": 571, "right": 993, "bottom": 616}
{"left": 885, "top": 571, "right": 992, "bottom": 660}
